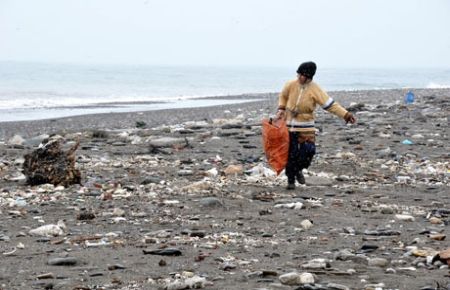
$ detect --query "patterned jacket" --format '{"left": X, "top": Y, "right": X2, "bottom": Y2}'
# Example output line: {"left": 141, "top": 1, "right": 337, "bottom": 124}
{"left": 278, "top": 79, "right": 348, "bottom": 133}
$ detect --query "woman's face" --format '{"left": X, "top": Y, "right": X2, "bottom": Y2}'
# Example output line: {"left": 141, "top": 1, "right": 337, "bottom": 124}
{"left": 297, "top": 73, "right": 308, "bottom": 84}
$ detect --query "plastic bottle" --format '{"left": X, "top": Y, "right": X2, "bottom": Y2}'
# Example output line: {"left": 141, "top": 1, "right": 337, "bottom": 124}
{"left": 404, "top": 90, "right": 415, "bottom": 104}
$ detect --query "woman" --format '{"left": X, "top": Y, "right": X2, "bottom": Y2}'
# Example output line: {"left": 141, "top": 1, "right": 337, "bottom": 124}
{"left": 276, "top": 61, "right": 356, "bottom": 189}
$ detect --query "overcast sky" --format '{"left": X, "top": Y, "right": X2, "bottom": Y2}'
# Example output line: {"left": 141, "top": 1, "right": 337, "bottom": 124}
{"left": 1, "top": 0, "right": 449, "bottom": 68}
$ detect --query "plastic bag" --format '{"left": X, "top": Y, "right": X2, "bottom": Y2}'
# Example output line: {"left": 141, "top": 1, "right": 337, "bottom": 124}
{"left": 262, "top": 118, "right": 289, "bottom": 175}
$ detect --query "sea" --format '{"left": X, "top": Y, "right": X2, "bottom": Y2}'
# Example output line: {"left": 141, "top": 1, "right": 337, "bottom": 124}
{"left": 0, "top": 61, "right": 449, "bottom": 122}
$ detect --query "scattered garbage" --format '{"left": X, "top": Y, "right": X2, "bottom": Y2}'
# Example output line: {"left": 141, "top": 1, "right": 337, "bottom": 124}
{"left": 0, "top": 89, "right": 449, "bottom": 289}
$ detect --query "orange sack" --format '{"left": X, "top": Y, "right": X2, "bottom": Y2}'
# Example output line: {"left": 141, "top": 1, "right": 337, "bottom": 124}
{"left": 262, "top": 118, "right": 289, "bottom": 175}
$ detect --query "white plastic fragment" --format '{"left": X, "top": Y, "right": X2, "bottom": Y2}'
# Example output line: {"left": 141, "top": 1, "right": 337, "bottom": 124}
{"left": 395, "top": 214, "right": 415, "bottom": 222}
{"left": 274, "top": 202, "right": 303, "bottom": 210}
{"left": 29, "top": 220, "right": 66, "bottom": 237}
{"left": 163, "top": 275, "right": 209, "bottom": 290}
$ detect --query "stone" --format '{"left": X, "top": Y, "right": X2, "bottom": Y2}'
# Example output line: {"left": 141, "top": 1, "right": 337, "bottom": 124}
{"left": 300, "top": 219, "right": 313, "bottom": 230}
{"left": 48, "top": 257, "right": 78, "bottom": 266}
{"left": 429, "top": 233, "right": 446, "bottom": 241}
{"left": 299, "top": 272, "right": 315, "bottom": 284}
{"left": 379, "top": 206, "right": 395, "bottom": 214}
{"left": 224, "top": 164, "right": 244, "bottom": 175}
{"left": 279, "top": 272, "right": 301, "bottom": 285}
{"left": 368, "top": 257, "right": 389, "bottom": 267}
{"left": 143, "top": 248, "right": 182, "bottom": 256}
{"left": 107, "top": 264, "right": 127, "bottom": 270}
{"left": 36, "top": 272, "right": 55, "bottom": 279}
{"left": 199, "top": 197, "right": 223, "bottom": 208}
{"left": 429, "top": 217, "right": 443, "bottom": 224}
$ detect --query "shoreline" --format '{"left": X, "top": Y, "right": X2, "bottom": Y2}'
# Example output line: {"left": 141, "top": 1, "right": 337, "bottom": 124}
{"left": 0, "top": 88, "right": 448, "bottom": 141}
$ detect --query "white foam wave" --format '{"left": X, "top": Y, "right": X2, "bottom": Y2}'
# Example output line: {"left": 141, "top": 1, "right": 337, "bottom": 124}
{"left": 426, "top": 82, "right": 450, "bottom": 89}
{"left": 0, "top": 92, "right": 232, "bottom": 110}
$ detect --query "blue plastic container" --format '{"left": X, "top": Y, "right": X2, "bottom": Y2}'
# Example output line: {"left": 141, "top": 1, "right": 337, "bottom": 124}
{"left": 405, "top": 91, "right": 415, "bottom": 104}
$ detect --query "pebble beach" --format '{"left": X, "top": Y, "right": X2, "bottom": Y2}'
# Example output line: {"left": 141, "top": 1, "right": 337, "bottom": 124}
{"left": 0, "top": 88, "right": 449, "bottom": 289}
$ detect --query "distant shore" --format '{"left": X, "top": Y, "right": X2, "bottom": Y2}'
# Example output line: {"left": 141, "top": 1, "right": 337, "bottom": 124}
{"left": 0, "top": 88, "right": 448, "bottom": 141}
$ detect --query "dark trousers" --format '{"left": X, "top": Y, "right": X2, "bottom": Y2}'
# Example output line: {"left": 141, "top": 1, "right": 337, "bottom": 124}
{"left": 285, "top": 132, "right": 316, "bottom": 183}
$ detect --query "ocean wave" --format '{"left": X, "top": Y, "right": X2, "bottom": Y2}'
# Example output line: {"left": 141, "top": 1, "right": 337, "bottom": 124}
{"left": 426, "top": 82, "right": 450, "bottom": 89}
{"left": 0, "top": 93, "right": 233, "bottom": 110}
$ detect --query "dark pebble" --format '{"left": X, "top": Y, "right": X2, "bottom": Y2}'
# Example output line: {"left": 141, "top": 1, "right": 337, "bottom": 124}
{"left": 143, "top": 248, "right": 182, "bottom": 256}
{"left": 108, "top": 264, "right": 126, "bottom": 270}
{"left": 48, "top": 257, "right": 78, "bottom": 266}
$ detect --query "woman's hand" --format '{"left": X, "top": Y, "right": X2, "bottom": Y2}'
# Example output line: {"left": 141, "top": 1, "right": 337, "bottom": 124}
{"left": 344, "top": 112, "right": 356, "bottom": 124}
{"left": 276, "top": 109, "right": 286, "bottom": 120}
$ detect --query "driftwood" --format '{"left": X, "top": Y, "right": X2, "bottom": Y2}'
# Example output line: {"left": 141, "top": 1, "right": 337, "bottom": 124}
{"left": 23, "top": 136, "right": 81, "bottom": 186}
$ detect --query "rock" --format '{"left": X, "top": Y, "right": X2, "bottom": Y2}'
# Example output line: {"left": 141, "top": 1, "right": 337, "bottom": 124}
{"left": 334, "top": 249, "right": 355, "bottom": 261}
{"left": 279, "top": 272, "right": 301, "bottom": 285}
{"left": 89, "top": 271, "right": 104, "bottom": 277}
{"left": 107, "top": 264, "right": 126, "bottom": 270}
{"left": 300, "top": 219, "right": 313, "bottom": 230}
{"left": 224, "top": 164, "right": 244, "bottom": 175}
{"left": 359, "top": 244, "right": 379, "bottom": 253}
{"left": 364, "top": 229, "right": 401, "bottom": 236}
{"left": 438, "top": 248, "right": 450, "bottom": 265}
{"left": 199, "top": 197, "right": 223, "bottom": 208}
{"left": 299, "top": 272, "right": 315, "bottom": 284}
{"left": 48, "top": 257, "right": 78, "bottom": 266}
{"left": 112, "top": 207, "right": 126, "bottom": 217}
{"left": 143, "top": 248, "right": 182, "bottom": 256}
{"left": 368, "top": 257, "right": 389, "bottom": 267}
{"left": 141, "top": 176, "right": 163, "bottom": 184}
{"left": 429, "top": 217, "right": 443, "bottom": 224}
{"left": 347, "top": 102, "right": 366, "bottom": 112}
{"left": 36, "top": 272, "right": 55, "bottom": 279}
{"left": 429, "top": 233, "right": 446, "bottom": 241}
{"left": 77, "top": 211, "right": 96, "bottom": 220}
{"left": 379, "top": 206, "right": 395, "bottom": 214}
